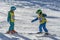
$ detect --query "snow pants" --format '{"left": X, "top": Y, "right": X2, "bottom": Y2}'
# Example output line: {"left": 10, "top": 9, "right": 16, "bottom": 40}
{"left": 39, "top": 22, "right": 48, "bottom": 32}
{"left": 9, "top": 22, "right": 14, "bottom": 31}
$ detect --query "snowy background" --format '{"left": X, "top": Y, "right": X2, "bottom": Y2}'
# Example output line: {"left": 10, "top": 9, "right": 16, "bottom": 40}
{"left": 0, "top": 0, "right": 60, "bottom": 40}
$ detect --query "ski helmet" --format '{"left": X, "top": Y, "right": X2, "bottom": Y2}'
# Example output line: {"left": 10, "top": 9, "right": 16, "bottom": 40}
{"left": 36, "top": 9, "right": 42, "bottom": 14}
{"left": 11, "top": 6, "right": 16, "bottom": 10}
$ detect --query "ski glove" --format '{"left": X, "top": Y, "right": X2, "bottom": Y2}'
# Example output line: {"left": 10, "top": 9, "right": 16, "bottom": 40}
{"left": 31, "top": 20, "right": 34, "bottom": 23}
{"left": 31, "top": 17, "right": 38, "bottom": 23}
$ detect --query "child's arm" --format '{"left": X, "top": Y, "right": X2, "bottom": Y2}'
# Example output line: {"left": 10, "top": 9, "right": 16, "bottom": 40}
{"left": 31, "top": 17, "right": 38, "bottom": 22}
{"left": 7, "top": 12, "right": 10, "bottom": 22}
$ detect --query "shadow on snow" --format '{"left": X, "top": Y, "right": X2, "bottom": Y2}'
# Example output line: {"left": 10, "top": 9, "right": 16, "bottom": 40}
{"left": 47, "top": 16, "right": 60, "bottom": 19}
{"left": 13, "top": 33, "right": 31, "bottom": 40}
{"left": 0, "top": 33, "right": 18, "bottom": 40}
{"left": 0, "top": 33, "right": 31, "bottom": 40}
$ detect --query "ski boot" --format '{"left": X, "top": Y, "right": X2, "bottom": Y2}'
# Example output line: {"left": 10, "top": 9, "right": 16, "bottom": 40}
{"left": 11, "top": 30, "right": 17, "bottom": 34}
{"left": 6, "top": 31, "right": 12, "bottom": 34}
{"left": 37, "top": 32, "right": 42, "bottom": 34}
{"left": 45, "top": 32, "right": 49, "bottom": 35}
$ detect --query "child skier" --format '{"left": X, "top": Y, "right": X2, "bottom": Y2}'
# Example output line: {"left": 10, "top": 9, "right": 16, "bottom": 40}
{"left": 6, "top": 6, "right": 17, "bottom": 34}
{"left": 31, "top": 9, "right": 49, "bottom": 35}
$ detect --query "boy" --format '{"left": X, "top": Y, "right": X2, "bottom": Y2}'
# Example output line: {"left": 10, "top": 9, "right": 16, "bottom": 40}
{"left": 6, "top": 6, "right": 17, "bottom": 34}
{"left": 31, "top": 9, "right": 49, "bottom": 35}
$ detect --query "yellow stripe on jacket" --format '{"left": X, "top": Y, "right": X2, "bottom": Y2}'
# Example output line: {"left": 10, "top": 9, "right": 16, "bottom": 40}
{"left": 10, "top": 12, "right": 15, "bottom": 22}
{"left": 38, "top": 15, "right": 47, "bottom": 24}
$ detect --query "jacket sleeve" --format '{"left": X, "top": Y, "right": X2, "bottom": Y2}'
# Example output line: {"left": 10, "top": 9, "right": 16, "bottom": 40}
{"left": 31, "top": 17, "right": 38, "bottom": 22}
{"left": 7, "top": 12, "right": 10, "bottom": 22}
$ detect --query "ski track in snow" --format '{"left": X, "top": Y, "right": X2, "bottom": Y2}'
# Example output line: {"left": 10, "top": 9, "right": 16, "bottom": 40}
{"left": 0, "top": 0, "right": 60, "bottom": 40}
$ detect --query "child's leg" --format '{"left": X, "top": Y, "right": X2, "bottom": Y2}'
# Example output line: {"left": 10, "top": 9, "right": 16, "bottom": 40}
{"left": 43, "top": 22, "right": 48, "bottom": 32}
{"left": 12, "top": 22, "right": 14, "bottom": 30}
{"left": 39, "top": 24, "right": 43, "bottom": 32}
{"left": 6, "top": 22, "right": 14, "bottom": 33}
{"left": 9, "top": 22, "right": 14, "bottom": 31}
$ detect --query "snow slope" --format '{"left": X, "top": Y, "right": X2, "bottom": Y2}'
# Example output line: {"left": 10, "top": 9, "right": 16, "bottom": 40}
{"left": 0, "top": 0, "right": 60, "bottom": 40}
